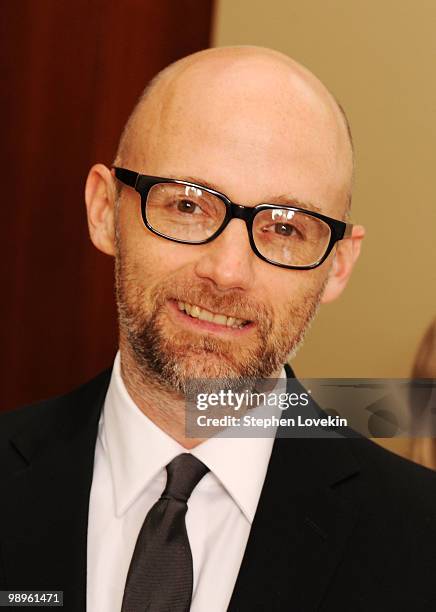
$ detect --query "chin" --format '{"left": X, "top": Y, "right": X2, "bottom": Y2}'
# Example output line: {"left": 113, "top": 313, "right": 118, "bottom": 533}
{"left": 171, "top": 350, "right": 244, "bottom": 380}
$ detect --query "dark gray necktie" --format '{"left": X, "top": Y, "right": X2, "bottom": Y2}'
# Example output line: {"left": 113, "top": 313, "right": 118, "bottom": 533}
{"left": 121, "top": 453, "right": 210, "bottom": 612}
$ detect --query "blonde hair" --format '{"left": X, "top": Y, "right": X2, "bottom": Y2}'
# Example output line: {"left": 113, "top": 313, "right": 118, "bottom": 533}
{"left": 409, "top": 318, "right": 436, "bottom": 469}
{"left": 412, "top": 319, "right": 436, "bottom": 379}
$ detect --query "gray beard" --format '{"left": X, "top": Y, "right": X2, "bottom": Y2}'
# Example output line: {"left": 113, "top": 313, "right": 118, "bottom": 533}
{"left": 114, "top": 230, "right": 325, "bottom": 396}
{"left": 116, "top": 285, "right": 322, "bottom": 398}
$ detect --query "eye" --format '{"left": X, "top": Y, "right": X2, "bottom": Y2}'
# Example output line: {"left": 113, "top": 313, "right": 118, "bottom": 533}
{"left": 176, "top": 199, "right": 200, "bottom": 214}
{"left": 261, "top": 222, "right": 302, "bottom": 238}
{"left": 273, "top": 223, "right": 296, "bottom": 236}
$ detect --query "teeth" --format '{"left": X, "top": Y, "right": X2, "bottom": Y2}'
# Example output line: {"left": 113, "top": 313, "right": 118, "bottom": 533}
{"left": 198, "top": 309, "right": 214, "bottom": 322}
{"left": 191, "top": 305, "right": 201, "bottom": 317}
{"left": 177, "top": 301, "right": 247, "bottom": 328}
{"left": 212, "top": 314, "right": 227, "bottom": 326}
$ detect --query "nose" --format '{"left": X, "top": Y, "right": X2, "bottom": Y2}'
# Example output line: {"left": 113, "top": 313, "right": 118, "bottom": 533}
{"left": 194, "top": 219, "right": 256, "bottom": 292}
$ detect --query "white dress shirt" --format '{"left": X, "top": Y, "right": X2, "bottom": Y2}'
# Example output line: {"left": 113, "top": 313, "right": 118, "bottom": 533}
{"left": 87, "top": 352, "right": 286, "bottom": 612}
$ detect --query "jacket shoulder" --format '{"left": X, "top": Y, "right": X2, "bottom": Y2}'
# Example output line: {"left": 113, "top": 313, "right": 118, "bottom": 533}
{"left": 343, "top": 435, "right": 436, "bottom": 517}
{"left": 351, "top": 435, "right": 436, "bottom": 483}
{"left": 0, "top": 369, "right": 112, "bottom": 466}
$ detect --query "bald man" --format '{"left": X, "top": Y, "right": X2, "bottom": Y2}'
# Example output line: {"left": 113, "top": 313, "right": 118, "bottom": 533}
{"left": 1, "top": 47, "right": 436, "bottom": 612}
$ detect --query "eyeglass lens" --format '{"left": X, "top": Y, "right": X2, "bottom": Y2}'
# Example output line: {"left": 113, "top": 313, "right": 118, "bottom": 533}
{"left": 145, "top": 183, "right": 332, "bottom": 267}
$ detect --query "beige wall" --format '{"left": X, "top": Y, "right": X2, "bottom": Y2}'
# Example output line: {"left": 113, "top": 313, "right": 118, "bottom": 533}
{"left": 213, "top": 0, "right": 436, "bottom": 379}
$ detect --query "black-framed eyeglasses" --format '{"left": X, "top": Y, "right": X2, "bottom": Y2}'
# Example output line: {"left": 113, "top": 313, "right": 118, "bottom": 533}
{"left": 112, "top": 167, "right": 354, "bottom": 270}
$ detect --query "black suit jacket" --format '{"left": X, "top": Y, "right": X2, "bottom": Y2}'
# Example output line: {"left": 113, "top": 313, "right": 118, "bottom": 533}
{"left": 1, "top": 366, "right": 436, "bottom": 611}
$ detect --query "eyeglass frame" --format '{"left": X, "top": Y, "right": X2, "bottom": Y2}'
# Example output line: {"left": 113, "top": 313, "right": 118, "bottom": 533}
{"left": 112, "top": 166, "right": 354, "bottom": 270}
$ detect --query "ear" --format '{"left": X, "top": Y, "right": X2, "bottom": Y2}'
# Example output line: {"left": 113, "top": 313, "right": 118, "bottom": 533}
{"left": 84, "top": 163, "right": 116, "bottom": 256}
{"left": 321, "top": 224, "right": 365, "bottom": 304}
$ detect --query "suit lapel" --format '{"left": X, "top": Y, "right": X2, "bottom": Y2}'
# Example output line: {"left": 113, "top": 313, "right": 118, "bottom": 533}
{"left": 228, "top": 366, "right": 361, "bottom": 611}
{"left": 0, "top": 370, "right": 111, "bottom": 611}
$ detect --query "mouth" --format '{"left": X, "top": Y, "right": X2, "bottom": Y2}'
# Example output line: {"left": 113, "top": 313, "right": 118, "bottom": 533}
{"left": 168, "top": 299, "right": 253, "bottom": 334}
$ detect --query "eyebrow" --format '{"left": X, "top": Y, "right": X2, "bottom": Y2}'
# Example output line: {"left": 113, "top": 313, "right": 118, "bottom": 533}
{"left": 180, "top": 175, "right": 324, "bottom": 214}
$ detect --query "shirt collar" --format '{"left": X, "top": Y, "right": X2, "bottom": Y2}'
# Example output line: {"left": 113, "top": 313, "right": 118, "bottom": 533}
{"left": 102, "top": 351, "right": 287, "bottom": 523}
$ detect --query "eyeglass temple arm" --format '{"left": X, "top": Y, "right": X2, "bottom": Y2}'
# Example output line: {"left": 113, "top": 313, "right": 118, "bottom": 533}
{"left": 343, "top": 222, "right": 354, "bottom": 238}
{"left": 112, "top": 167, "right": 139, "bottom": 189}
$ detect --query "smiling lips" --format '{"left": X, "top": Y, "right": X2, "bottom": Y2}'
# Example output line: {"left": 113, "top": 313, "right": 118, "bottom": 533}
{"left": 177, "top": 301, "right": 248, "bottom": 329}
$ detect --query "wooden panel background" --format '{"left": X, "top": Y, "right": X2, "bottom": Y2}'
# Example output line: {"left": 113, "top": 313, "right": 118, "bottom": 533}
{"left": 0, "top": 0, "right": 215, "bottom": 410}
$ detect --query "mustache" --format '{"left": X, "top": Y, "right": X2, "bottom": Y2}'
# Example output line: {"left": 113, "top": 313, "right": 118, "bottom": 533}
{"left": 151, "top": 280, "right": 271, "bottom": 324}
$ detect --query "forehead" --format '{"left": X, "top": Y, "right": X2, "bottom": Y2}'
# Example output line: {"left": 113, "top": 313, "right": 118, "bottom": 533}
{"left": 128, "top": 57, "right": 352, "bottom": 217}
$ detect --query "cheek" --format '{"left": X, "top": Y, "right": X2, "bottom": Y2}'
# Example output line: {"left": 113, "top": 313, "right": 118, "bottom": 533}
{"left": 266, "top": 267, "right": 330, "bottom": 316}
{"left": 267, "top": 266, "right": 327, "bottom": 297}
{"left": 118, "top": 218, "right": 200, "bottom": 284}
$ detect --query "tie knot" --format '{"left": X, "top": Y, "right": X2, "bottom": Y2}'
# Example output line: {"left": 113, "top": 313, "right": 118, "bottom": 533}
{"left": 162, "top": 453, "right": 209, "bottom": 503}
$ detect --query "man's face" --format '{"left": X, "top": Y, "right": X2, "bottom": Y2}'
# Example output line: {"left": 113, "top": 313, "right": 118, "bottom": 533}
{"left": 113, "top": 56, "right": 352, "bottom": 393}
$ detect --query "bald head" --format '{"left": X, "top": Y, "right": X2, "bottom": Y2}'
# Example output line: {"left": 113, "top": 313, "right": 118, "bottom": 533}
{"left": 114, "top": 46, "right": 354, "bottom": 214}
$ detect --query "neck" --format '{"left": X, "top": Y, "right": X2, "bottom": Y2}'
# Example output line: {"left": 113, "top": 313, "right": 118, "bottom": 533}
{"left": 119, "top": 344, "right": 205, "bottom": 449}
